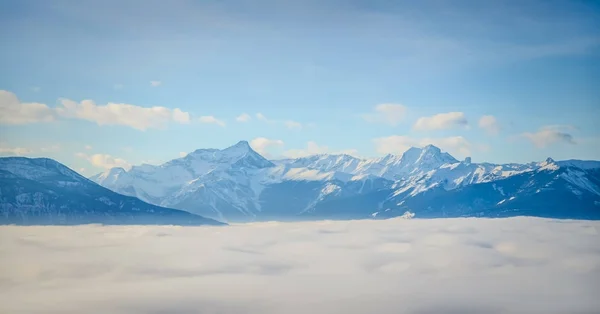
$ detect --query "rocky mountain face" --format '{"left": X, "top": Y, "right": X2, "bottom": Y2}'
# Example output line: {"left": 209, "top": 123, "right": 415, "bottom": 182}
{"left": 90, "top": 141, "right": 600, "bottom": 222}
{"left": 0, "top": 157, "right": 224, "bottom": 226}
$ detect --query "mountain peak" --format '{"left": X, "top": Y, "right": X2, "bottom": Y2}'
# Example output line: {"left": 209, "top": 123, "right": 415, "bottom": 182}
{"left": 394, "top": 144, "right": 458, "bottom": 175}
{"left": 232, "top": 140, "right": 250, "bottom": 148}
{"left": 222, "top": 140, "right": 253, "bottom": 154}
{"left": 172, "top": 140, "right": 273, "bottom": 170}
{"left": 401, "top": 145, "right": 454, "bottom": 160}
{"left": 216, "top": 140, "right": 274, "bottom": 169}
{"left": 404, "top": 146, "right": 422, "bottom": 153}
{"left": 109, "top": 167, "right": 127, "bottom": 174}
{"left": 422, "top": 144, "right": 441, "bottom": 152}
{"left": 537, "top": 157, "right": 559, "bottom": 171}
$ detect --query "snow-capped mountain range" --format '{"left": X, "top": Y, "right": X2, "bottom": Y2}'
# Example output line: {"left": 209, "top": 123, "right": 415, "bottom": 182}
{"left": 91, "top": 140, "right": 600, "bottom": 222}
{"left": 0, "top": 157, "right": 223, "bottom": 226}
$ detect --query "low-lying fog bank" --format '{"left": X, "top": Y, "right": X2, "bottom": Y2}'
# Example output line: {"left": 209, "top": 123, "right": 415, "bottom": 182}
{"left": 1, "top": 217, "right": 599, "bottom": 314}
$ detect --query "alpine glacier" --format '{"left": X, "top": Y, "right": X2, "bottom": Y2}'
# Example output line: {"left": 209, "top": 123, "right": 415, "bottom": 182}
{"left": 91, "top": 141, "right": 600, "bottom": 222}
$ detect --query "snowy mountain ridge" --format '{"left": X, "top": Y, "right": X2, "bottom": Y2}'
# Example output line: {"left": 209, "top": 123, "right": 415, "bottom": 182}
{"left": 0, "top": 157, "right": 223, "bottom": 225}
{"left": 275, "top": 144, "right": 459, "bottom": 180}
{"left": 89, "top": 141, "right": 600, "bottom": 222}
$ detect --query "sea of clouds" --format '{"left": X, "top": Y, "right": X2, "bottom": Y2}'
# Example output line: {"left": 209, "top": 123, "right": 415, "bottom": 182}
{"left": 1, "top": 217, "right": 599, "bottom": 314}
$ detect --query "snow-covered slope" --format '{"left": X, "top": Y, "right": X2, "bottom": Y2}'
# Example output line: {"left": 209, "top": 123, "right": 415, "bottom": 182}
{"left": 90, "top": 141, "right": 277, "bottom": 221}
{"left": 0, "top": 157, "right": 223, "bottom": 226}
{"left": 390, "top": 158, "right": 536, "bottom": 198}
{"left": 378, "top": 160, "right": 600, "bottom": 220}
{"left": 90, "top": 141, "right": 600, "bottom": 221}
{"left": 556, "top": 159, "right": 600, "bottom": 170}
{"left": 276, "top": 154, "right": 363, "bottom": 174}
{"left": 91, "top": 141, "right": 396, "bottom": 221}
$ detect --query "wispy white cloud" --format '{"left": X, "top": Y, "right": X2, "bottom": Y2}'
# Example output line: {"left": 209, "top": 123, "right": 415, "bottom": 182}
{"left": 31, "top": 86, "right": 41, "bottom": 93}
{"left": 478, "top": 115, "right": 500, "bottom": 135}
{"left": 236, "top": 113, "right": 251, "bottom": 122}
{"left": 113, "top": 84, "right": 124, "bottom": 90}
{"left": 413, "top": 112, "right": 468, "bottom": 131}
{"left": 150, "top": 80, "right": 162, "bottom": 87}
{"left": 85, "top": 145, "right": 93, "bottom": 150}
{"left": 0, "top": 90, "right": 56, "bottom": 125}
{"left": 250, "top": 137, "right": 284, "bottom": 157}
{"left": 283, "top": 141, "right": 327, "bottom": 158}
{"left": 0, "top": 218, "right": 597, "bottom": 314}
{"left": 39, "top": 145, "right": 60, "bottom": 153}
{"left": 0, "top": 143, "right": 60, "bottom": 156}
{"left": 0, "top": 90, "right": 196, "bottom": 130}
{"left": 179, "top": 152, "right": 188, "bottom": 157}
{"left": 172, "top": 108, "right": 191, "bottom": 124}
{"left": 198, "top": 115, "right": 226, "bottom": 127}
{"left": 373, "top": 135, "right": 473, "bottom": 157}
{"left": 255, "top": 113, "right": 269, "bottom": 122}
{"left": 55, "top": 98, "right": 191, "bottom": 131}
{"left": 75, "top": 152, "right": 132, "bottom": 170}
{"left": 362, "top": 104, "right": 407, "bottom": 126}
{"left": 0, "top": 145, "right": 33, "bottom": 156}
{"left": 284, "top": 120, "right": 302, "bottom": 130}
{"left": 521, "top": 125, "right": 577, "bottom": 148}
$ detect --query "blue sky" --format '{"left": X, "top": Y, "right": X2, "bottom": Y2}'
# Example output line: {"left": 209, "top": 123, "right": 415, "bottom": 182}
{"left": 1, "top": 0, "right": 599, "bottom": 175}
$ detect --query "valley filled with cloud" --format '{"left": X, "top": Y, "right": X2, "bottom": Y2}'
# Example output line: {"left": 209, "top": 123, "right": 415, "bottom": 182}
{"left": 1, "top": 217, "right": 599, "bottom": 314}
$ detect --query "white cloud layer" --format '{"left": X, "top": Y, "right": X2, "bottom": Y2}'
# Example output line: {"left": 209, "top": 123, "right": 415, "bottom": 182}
{"left": 0, "top": 217, "right": 598, "bottom": 314}
{"left": 478, "top": 115, "right": 500, "bottom": 135}
{"left": 413, "top": 112, "right": 468, "bottom": 131}
{"left": 76, "top": 152, "right": 132, "bottom": 170}
{"left": 362, "top": 103, "right": 407, "bottom": 126}
{"left": 250, "top": 137, "right": 285, "bottom": 157}
{"left": 373, "top": 135, "right": 472, "bottom": 158}
{"left": 150, "top": 80, "right": 162, "bottom": 87}
{"left": 522, "top": 125, "right": 577, "bottom": 148}
{"left": 0, "top": 90, "right": 56, "bottom": 125}
{"left": 283, "top": 141, "right": 358, "bottom": 158}
{"left": 198, "top": 115, "right": 226, "bottom": 127}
